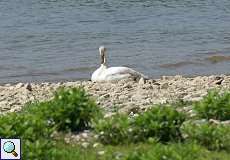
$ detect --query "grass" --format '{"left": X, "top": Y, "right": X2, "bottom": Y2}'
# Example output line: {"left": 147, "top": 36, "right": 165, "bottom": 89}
{"left": 0, "top": 88, "right": 230, "bottom": 159}
{"left": 55, "top": 141, "right": 230, "bottom": 160}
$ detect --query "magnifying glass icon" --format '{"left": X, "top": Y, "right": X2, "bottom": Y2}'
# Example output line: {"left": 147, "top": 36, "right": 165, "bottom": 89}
{"left": 3, "top": 141, "right": 18, "bottom": 157}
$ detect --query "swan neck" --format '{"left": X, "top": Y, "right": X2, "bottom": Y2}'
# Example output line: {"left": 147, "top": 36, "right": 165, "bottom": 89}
{"left": 100, "top": 52, "right": 106, "bottom": 65}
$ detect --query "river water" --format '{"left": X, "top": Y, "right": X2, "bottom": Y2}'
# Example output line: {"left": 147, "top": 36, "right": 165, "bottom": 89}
{"left": 0, "top": 0, "right": 230, "bottom": 83}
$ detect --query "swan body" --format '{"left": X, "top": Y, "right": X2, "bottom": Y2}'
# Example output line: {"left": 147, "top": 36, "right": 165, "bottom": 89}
{"left": 91, "top": 46, "right": 147, "bottom": 82}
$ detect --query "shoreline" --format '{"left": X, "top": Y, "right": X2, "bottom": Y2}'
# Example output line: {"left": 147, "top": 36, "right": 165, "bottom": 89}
{"left": 0, "top": 74, "right": 229, "bottom": 114}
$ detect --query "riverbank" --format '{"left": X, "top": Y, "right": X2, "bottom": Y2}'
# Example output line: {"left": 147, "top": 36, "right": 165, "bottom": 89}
{"left": 0, "top": 75, "right": 229, "bottom": 114}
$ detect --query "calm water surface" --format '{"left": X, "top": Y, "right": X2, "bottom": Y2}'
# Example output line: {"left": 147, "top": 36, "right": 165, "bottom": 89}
{"left": 0, "top": 0, "right": 230, "bottom": 83}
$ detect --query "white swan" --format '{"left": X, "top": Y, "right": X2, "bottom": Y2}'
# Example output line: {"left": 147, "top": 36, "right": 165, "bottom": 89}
{"left": 91, "top": 46, "right": 148, "bottom": 82}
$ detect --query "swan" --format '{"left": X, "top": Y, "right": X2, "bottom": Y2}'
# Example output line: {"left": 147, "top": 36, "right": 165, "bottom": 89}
{"left": 91, "top": 46, "right": 148, "bottom": 82}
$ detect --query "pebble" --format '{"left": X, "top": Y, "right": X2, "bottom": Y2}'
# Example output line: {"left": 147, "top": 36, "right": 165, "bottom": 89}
{"left": 0, "top": 75, "right": 229, "bottom": 115}
{"left": 97, "top": 151, "right": 105, "bottom": 156}
{"left": 81, "top": 142, "right": 89, "bottom": 148}
{"left": 138, "top": 77, "right": 145, "bottom": 85}
{"left": 26, "top": 83, "right": 32, "bottom": 91}
{"left": 93, "top": 143, "right": 100, "bottom": 148}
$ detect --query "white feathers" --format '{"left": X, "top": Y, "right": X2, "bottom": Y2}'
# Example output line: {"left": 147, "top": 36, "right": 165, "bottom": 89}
{"left": 91, "top": 46, "right": 147, "bottom": 82}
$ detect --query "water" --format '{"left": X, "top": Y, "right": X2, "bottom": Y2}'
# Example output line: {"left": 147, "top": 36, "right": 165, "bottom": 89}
{"left": 0, "top": 0, "right": 230, "bottom": 83}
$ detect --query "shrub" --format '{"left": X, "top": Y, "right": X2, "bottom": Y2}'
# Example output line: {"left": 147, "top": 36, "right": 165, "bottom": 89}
{"left": 0, "top": 112, "right": 56, "bottom": 160}
{"left": 194, "top": 90, "right": 230, "bottom": 120}
{"left": 25, "top": 87, "right": 102, "bottom": 132}
{"left": 0, "top": 112, "right": 53, "bottom": 140}
{"left": 133, "top": 105, "right": 186, "bottom": 142}
{"left": 94, "top": 105, "right": 186, "bottom": 144}
{"left": 94, "top": 114, "right": 130, "bottom": 145}
{"left": 0, "top": 87, "right": 101, "bottom": 159}
{"left": 22, "top": 138, "right": 56, "bottom": 160}
{"left": 181, "top": 121, "right": 230, "bottom": 151}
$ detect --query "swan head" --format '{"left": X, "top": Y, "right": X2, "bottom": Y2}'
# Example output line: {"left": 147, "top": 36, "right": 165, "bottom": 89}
{"left": 99, "top": 46, "right": 106, "bottom": 55}
{"left": 99, "top": 46, "right": 106, "bottom": 64}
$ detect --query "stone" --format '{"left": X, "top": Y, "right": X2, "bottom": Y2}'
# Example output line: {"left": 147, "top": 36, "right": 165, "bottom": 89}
{"left": 97, "top": 151, "right": 105, "bottom": 156}
{"left": 104, "top": 112, "right": 116, "bottom": 118}
{"left": 215, "top": 78, "right": 224, "bottom": 85}
{"left": 138, "top": 77, "right": 145, "bottom": 85}
{"left": 15, "top": 83, "right": 24, "bottom": 89}
{"left": 81, "top": 142, "right": 89, "bottom": 148}
{"left": 26, "top": 83, "right": 32, "bottom": 91}
{"left": 161, "top": 83, "right": 169, "bottom": 89}
{"left": 0, "top": 75, "right": 229, "bottom": 116}
{"left": 4, "top": 83, "right": 11, "bottom": 87}
{"left": 81, "top": 133, "right": 88, "bottom": 139}
{"left": 93, "top": 143, "right": 100, "bottom": 148}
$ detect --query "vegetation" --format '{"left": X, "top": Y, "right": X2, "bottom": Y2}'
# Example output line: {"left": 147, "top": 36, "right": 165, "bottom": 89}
{"left": 132, "top": 105, "right": 186, "bottom": 142}
{"left": 206, "top": 55, "right": 230, "bottom": 63}
{"left": 0, "top": 112, "right": 56, "bottom": 159}
{"left": 95, "top": 114, "right": 131, "bottom": 145}
{"left": 182, "top": 121, "right": 230, "bottom": 151}
{"left": 126, "top": 143, "right": 205, "bottom": 160}
{"left": 194, "top": 90, "right": 230, "bottom": 120}
{"left": 95, "top": 106, "right": 186, "bottom": 144}
{"left": 24, "top": 87, "right": 102, "bottom": 132}
{"left": 56, "top": 141, "right": 230, "bottom": 160}
{"left": 0, "top": 87, "right": 102, "bottom": 159}
{"left": 0, "top": 88, "right": 229, "bottom": 159}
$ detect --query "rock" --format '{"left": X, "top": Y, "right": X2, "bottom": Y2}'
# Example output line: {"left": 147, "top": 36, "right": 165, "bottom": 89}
{"left": 81, "top": 142, "right": 89, "bottom": 148}
{"left": 209, "top": 119, "right": 230, "bottom": 125}
{"left": 113, "top": 152, "right": 124, "bottom": 159}
{"left": 118, "top": 95, "right": 128, "bottom": 101}
{"left": 161, "top": 76, "right": 170, "bottom": 80}
{"left": 15, "top": 83, "right": 24, "bottom": 89}
{"left": 93, "top": 143, "right": 100, "bottom": 148}
{"left": 0, "top": 75, "right": 229, "bottom": 115}
{"left": 215, "top": 78, "right": 224, "bottom": 85}
{"left": 221, "top": 120, "right": 230, "bottom": 125}
{"left": 138, "top": 77, "right": 145, "bottom": 85}
{"left": 104, "top": 112, "right": 116, "bottom": 118}
{"left": 97, "top": 151, "right": 105, "bottom": 156}
{"left": 123, "top": 83, "right": 132, "bottom": 89}
{"left": 25, "top": 83, "right": 32, "bottom": 91}
{"left": 102, "top": 94, "right": 110, "bottom": 98}
{"left": 4, "top": 83, "right": 11, "bottom": 87}
{"left": 153, "top": 82, "right": 161, "bottom": 86}
{"left": 81, "top": 133, "right": 88, "bottom": 139}
{"left": 64, "top": 137, "right": 70, "bottom": 144}
{"left": 209, "top": 119, "right": 220, "bottom": 124}
{"left": 161, "top": 83, "right": 169, "bottom": 89}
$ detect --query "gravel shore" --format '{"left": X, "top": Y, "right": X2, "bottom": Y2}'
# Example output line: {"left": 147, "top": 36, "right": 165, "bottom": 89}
{"left": 0, "top": 75, "right": 229, "bottom": 114}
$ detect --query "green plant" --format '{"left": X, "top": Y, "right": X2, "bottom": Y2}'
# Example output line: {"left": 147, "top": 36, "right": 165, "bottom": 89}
{"left": 181, "top": 121, "right": 230, "bottom": 151}
{"left": 94, "top": 105, "right": 186, "bottom": 145}
{"left": 22, "top": 138, "right": 56, "bottom": 160}
{"left": 25, "top": 87, "right": 102, "bottom": 132}
{"left": 94, "top": 114, "right": 131, "bottom": 145}
{"left": 0, "top": 112, "right": 56, "bottom": 160}
{"left": 126, "top": 143, "right": 204, "bottom": 160}
{"left": 0, "top": 87, "right": 102, "bottom": 159}
{"left": 133, "top": 105, "right": 186, "bottom": 142}
{"left": 194, "top": 90, "right": 230, "bottom": 120}
{"left": 0, "top": 112, "right": 53, "bottom": 140}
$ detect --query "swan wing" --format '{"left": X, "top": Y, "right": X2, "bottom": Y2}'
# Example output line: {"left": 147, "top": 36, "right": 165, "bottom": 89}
{"left": 91, "top": 65, "right": 107, "bottom": 82}
{"left": 103, "top": 67, "right": 147, "bottom": 81}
